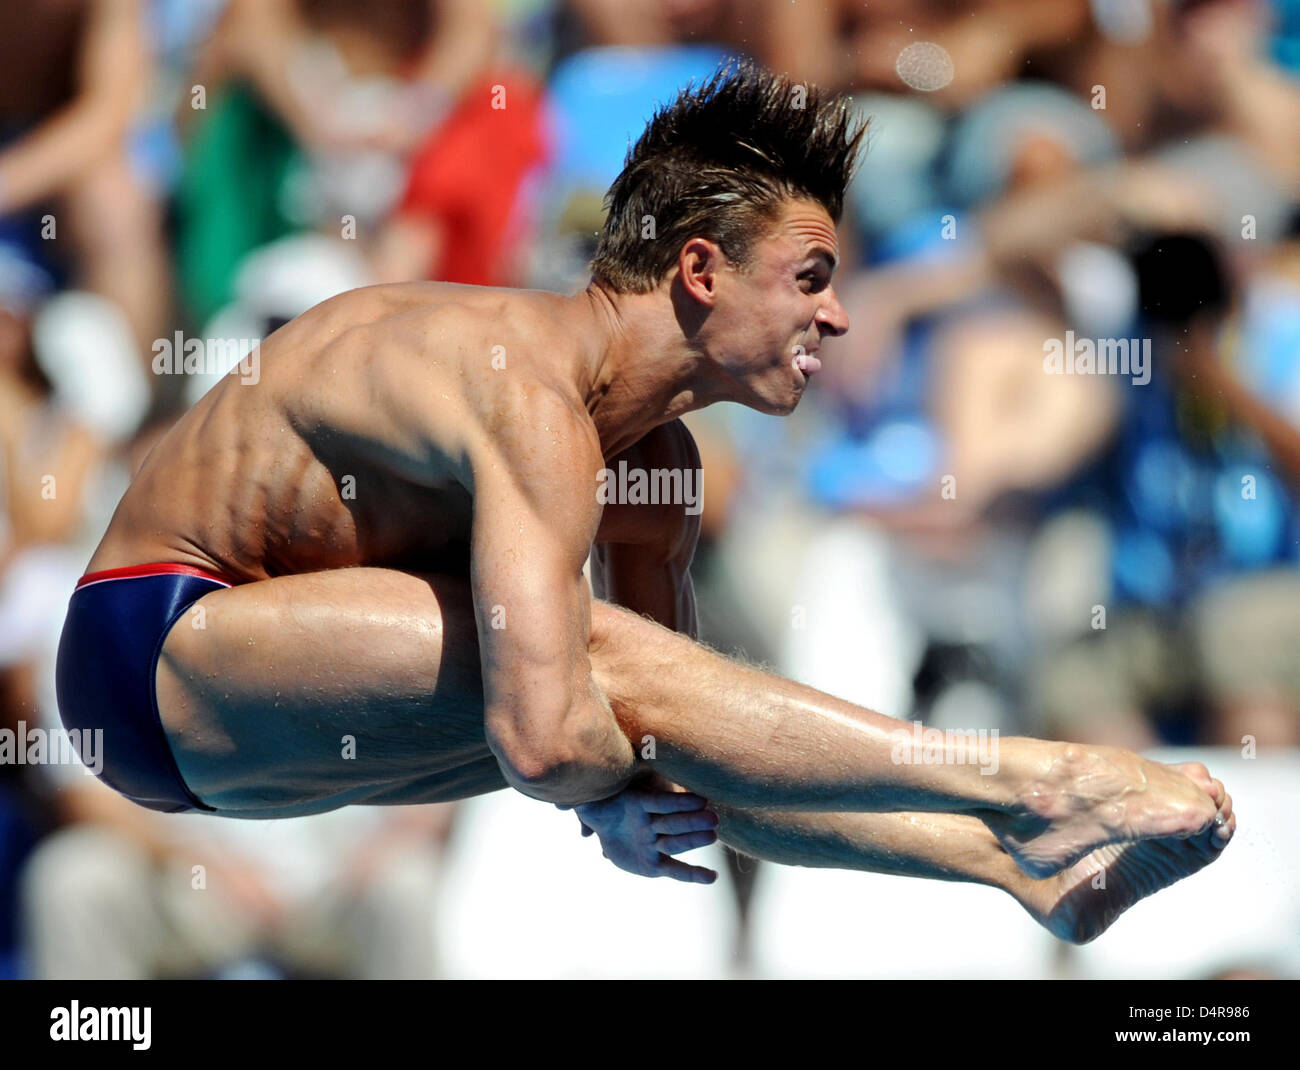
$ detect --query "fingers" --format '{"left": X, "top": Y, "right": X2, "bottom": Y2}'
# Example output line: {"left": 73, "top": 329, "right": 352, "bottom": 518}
{"left": 656, "top": 829, "right": 719, "bottom": 855}
{"left": 649, "top": 810, "right": 720, "bottom": 835}
{"left": 635, "top": 790, "right": 712, "bottom": 813}
{"left": 652, "top": 854, "right": 718, "bottom": 884}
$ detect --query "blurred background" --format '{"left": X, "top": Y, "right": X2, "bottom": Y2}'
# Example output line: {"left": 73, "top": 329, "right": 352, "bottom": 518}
{"left": 1, "top": 0, "right": 1298, "bottom": 980}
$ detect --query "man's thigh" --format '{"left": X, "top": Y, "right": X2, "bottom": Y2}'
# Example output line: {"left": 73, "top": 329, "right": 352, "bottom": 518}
{"left": 155, "top": 568, "right": 495, "bottom": 813}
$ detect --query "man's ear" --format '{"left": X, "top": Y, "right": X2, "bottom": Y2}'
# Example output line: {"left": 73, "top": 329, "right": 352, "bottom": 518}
{"left": 677, "top": 238, "right": 723, "bottom": 306}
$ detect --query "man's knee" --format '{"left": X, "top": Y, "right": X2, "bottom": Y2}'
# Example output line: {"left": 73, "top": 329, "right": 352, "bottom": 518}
{"left": 588, "top": 597, "right": 687, "bottom": 655}
{"left": 588, "top": 598, "right": 636, "bottom": 650}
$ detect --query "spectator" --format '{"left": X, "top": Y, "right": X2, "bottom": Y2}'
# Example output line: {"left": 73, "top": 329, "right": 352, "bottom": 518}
{"left": 0, "top": 0, "right": 171, "bottom": 356}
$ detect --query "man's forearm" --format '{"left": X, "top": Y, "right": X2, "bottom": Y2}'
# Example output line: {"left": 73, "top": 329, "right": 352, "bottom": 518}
{"left": 587, "top": 543, "right": 698, "bottom": 797}
{"left": 591, "top": 541, "right": 698, "bottom": 639}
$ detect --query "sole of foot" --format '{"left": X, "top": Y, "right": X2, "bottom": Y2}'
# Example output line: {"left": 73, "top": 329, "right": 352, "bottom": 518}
{"left": 987, "top": 750, "right": 1225, "bottom": 880}
{"left": 1022, "top": 779, "right": 1234, "bottom": 944}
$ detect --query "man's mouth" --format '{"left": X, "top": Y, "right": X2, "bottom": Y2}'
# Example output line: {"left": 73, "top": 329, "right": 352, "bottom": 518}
{"left": 793, "top": 350, "right": 822, "bottom": 377}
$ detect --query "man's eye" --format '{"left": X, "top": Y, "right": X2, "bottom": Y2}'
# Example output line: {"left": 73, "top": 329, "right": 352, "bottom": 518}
{"left": 799, "top": 272, "right": 826, "bottom": 293}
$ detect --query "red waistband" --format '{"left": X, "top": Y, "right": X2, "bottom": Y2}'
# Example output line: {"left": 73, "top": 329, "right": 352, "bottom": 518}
{"left": 76, "top": 562, "right": 236, "bottom": 589}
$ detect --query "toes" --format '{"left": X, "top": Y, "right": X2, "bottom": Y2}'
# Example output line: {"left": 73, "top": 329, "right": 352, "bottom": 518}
{"left": 1212, "top": 800, "right": 1236, "bottom": 848}
{"left": 1173, "top": 761, "right": 1213, "bottom": 792}
{"left": 1179, "top": 793, "right": 1219, "bottom": 837}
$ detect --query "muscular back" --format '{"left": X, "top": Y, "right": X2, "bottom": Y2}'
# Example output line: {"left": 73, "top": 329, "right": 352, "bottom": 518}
{"left": 89, "top": 282, "right": 600, "bottom": 582}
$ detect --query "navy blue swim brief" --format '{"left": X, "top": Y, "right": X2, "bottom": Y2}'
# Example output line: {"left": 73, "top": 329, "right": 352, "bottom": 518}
{"left": 56, "top": 563, "right": 233, "bottom": 814}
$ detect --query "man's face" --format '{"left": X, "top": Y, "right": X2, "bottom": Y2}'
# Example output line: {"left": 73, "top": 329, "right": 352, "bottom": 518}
{"left": 709, "top": 198, "right": 849, "bottom": 414}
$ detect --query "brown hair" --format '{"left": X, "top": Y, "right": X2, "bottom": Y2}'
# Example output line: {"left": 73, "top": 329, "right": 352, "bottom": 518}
{"left": 590, "top": 59, "right": 867, "bottom": 293}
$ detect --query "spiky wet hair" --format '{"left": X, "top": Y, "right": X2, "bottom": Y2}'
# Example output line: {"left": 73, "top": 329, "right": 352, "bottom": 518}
{"left": 589, "top": 59, "right": 867, "bottom": 293}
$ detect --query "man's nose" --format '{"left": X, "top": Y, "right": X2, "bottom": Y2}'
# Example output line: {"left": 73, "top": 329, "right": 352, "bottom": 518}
{"left": 815, "top": 288, "right": 850, "bottom": 337}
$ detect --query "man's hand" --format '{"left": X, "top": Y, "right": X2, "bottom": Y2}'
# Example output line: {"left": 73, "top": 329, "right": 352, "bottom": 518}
{"left": 558, "top": 786, "right": 720, "bottom": 884}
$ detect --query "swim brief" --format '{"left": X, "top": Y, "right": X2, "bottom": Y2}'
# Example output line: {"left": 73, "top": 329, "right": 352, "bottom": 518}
{"left": 55, "top": 563, "right": 234, "bottom": 813}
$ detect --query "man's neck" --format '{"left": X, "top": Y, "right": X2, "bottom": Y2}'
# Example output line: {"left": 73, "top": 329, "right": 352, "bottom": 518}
{"left": 572, "top": 280, "right": 723, "bottom": 457}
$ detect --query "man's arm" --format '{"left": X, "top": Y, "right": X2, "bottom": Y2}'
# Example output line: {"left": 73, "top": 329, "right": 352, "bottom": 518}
{"left": 590, "top": 419, "right": 702, "bottom": 638}
{"left": 470, "top": 386, "right": 637, "bottom": 806}
{"left": 574, "top": 420, "right": 722, "bottom": 881}
{"left": 590, "top": 419, "right": 702, "bottom": 788}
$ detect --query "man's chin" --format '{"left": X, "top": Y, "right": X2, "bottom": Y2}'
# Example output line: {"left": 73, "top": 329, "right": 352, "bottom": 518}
{"left": 782, "top": 370, "right": 811, "bottom": 412}
{"left": 733, "top": 371, "right": 806, "bottom": 416}
{"left": 751, "top": 393, "right": 801, "bottom": 417}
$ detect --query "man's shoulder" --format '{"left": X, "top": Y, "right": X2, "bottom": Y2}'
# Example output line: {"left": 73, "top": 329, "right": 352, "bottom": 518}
{"left": 391, "top": 281, "right": 563, "bottom": 336}
{"left": 319, "top": 281, "right": 560, "bottom": 342}
{"left": 313, "top": 284, "right": 599, "bottom": 479}
{"left": 399, "top": 290, "right": 591, "bottom": 430}
{"left": 385, "top": 285, "right": 579, "bottom": 380}
{"left": 467, "top": 372, "right": 604, "bottom": 520}
{"left": 333, "top": 283, "right": 587, "bottom": 418}
{"left": 475, "top": 371, "right": 599, "bottom": 463}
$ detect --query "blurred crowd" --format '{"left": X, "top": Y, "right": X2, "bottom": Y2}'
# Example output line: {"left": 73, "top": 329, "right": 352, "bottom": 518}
{"left": 0, "top": 0, "right": 1297, "bottom": 979}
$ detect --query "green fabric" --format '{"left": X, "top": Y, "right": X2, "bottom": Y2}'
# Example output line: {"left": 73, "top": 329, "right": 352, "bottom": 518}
{"left": 175, "top": 85, "right": 303, "bottom": 326}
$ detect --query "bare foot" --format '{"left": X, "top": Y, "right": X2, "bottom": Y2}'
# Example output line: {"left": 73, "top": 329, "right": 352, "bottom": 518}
{"left": 985, "top": 747, "right": 1223, "bottom": 879}
{"left": 1019, "top": 775, "right": 1235, "bottom": 944}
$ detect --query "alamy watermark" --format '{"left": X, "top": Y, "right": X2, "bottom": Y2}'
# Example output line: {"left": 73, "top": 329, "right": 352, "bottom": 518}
{"left": 50, "top": 1001, "right": 150, "bottom": 1050}
{"left": 1043, "top": 331, "right": 1150, "bottom": 385}
{"left": 152, "top": 332, "right": 261, "bottom": 385}
{"left": 890, "top": 721, "right": 1000, "bottom": 775}
{"left": 596, "top": 461, "right": 702, "bottom": 515}
{"left": 0, "top": 722, "right": 102, "bottom": 775}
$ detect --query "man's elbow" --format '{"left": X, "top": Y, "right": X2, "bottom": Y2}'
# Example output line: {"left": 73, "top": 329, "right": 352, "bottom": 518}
{"left": 494, "top": 740, "right": 566, "bottom": 794}
{"left": 496, "top": 748, "right": 593, "bottom": 805}
{"left": 486, "top": 711, "right": 615, "bottom": 805}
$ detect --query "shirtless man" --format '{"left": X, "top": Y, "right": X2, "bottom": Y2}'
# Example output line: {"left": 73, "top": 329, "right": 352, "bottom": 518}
{"left": 58, "top": 63, "right": 1234, "bottom": 945}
